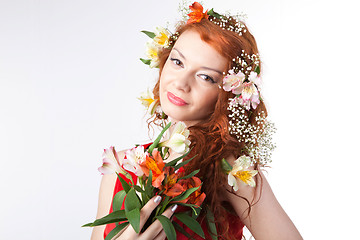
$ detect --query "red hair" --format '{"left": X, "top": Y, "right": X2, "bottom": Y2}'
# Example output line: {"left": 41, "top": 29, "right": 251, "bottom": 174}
{"left": 151, "top": 19, "right": 267, "bottom": 239}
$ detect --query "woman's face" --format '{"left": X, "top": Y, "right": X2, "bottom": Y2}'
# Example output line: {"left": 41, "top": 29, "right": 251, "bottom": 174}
{"left": 159, "top": 30, "right": 228, "bottom": 126}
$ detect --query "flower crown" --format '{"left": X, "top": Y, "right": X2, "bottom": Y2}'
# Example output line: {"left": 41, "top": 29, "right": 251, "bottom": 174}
{"left": 140, "top": 2, "right": 261, "bottom": 109}
{"left": 139, "top": 1, "right": 275, "bottom": 166}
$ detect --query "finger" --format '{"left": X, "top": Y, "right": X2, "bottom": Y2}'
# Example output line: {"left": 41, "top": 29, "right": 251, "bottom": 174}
{"left": 139, "top": 196, "right": 163, "bottom": 229}
{"left": 112, "top": 225, "right": 129, "bottom": 240}
{"left": 140, "top": 204, "right": 178, "bottom": 239}
{"left": 154, "top": 230, "right": 167, "bottom": 240}
{"left": 121, "top": 196, "right": 162, "bottom": 236}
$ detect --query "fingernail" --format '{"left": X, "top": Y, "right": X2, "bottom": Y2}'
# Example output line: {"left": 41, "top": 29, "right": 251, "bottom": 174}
{"left": 171, "top": 204, "right": 178, "bottom": 212}
{"left": 154, "top": 196, "right": 162, "bottom": 204}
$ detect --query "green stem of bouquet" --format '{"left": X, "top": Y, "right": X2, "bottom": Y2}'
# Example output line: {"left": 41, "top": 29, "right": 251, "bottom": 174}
{"left": 124, "top": 172, "right": 134, "bottom": 186}
{"left": 163, "top": 147, "right": 169, "bottom": 160}
{"left": 156, "top": 195, "right": 171, "bottom": 218}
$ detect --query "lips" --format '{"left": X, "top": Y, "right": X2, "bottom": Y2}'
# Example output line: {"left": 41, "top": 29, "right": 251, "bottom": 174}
{"left": 167, "top": 92, "right": 188, "bottom": 106}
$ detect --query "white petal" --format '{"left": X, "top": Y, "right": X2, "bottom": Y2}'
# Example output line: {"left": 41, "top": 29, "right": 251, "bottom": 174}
{"left": 228, "top": 174, "right": 239, "bottom": 192}
{"left": 247, "top": 178, "right": 256, "bottom": 187}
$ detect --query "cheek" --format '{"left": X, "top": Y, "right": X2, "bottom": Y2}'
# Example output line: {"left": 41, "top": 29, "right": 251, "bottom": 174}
{"left": 159, "top": 74, "right": 169, "bottom": 106}
{"left": 198, "top": 90, "right": 219, "bottom": 111}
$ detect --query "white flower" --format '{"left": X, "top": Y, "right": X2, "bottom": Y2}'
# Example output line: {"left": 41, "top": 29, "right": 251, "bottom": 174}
{"left": 145, "top": 40, "right": 160, "bottom": 68}
{"left": 222, "top": 70, "right": 245, "bottom": 94}
{"left": 138, "top": 89, "right": 160, "bottom": 115}
{"left": 228, "top": 155, "right": 258, "bottom": 191}
{"left": 248, "top": 71, "right": 262, "bottom": 91}
{"left": 237, "top": 71, "right": 261, "bottom": 110}
{"left": 237, "top": 83, "right": 260, "bottom": 110}
{"left": 123, "top": 146, "right": 147, "bottom": 177}
{"left": 159, "top": 122, "right": 191, "bottom": 154}
{"left": 153, "top": 26, "right": 171, "bottom": 47}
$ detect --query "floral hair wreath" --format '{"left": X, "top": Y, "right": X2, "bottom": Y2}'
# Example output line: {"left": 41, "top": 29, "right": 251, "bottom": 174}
{"left": 138, "top": 1, "right": 276, "bottom": 167}
{"left": 140, "top": 1, "right": 261, "bottom": 110}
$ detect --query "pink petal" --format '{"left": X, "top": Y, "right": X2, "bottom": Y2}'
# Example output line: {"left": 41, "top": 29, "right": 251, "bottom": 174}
{"left": 98, "top": 164, "right": 115, "bottom": 175}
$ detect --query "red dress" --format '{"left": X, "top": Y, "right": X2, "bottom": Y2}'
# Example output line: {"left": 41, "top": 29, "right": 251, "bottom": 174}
{"left": 103, "top": 172, "right": 244, "bottom": 239}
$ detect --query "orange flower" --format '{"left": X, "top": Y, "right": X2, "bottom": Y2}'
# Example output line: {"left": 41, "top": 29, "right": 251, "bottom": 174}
{"left": 187, "top": 2, "right": 209, "bottom": 24}
{"left": 177, "top": 176, "right": 206, "bottom": 207}
{"left": 140, "top": 150, "right": 165, "bottom": 188}
{"left": 161, "top": 167, "right": 186, "bottom": 197}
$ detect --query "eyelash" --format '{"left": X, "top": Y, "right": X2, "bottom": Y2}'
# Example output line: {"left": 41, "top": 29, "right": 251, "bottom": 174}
{"left": 199, "top": 74, "right": 215, "bottom": 83}
{"left": 170, "top": 58, "right": 183, "bottom": 67}
{"left": 170, "top": 58, "right": 216, "bottom": 84}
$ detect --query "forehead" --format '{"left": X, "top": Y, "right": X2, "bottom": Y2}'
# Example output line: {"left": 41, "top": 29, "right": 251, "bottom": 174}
{"left": 172, "top": 30, "right": 228, "bottom": 71}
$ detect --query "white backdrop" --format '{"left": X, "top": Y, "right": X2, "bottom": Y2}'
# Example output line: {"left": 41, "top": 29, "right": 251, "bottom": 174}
{"left": 1, "top": 0, "right": 359, "bottom": 239}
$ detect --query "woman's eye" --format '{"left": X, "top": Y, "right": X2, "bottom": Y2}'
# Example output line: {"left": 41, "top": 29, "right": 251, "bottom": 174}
{"left": 170, "top": 58, "right": 183, "bottom": 67}
{"left": 199, "top": 74, "right": 216, "bottom": 83}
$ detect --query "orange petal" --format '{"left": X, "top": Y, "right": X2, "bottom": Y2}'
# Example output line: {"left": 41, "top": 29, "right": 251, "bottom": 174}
{"left": 189, "top": 2, "right": 203, "bottom": 12}
{"left": 152, "top": 172, "right": 165, "bottom": 188}
{"left": 139, "top": 161, "right": 150, "bottom": 176}
{"left": 191, "top": 176, "right": 202, "bottom": 187}
{"left": 193, "top": 192, "right": 206, "bottom": 207}
{"left": 187, "top": 2, "right": 208, "bottom": 24}
{"left": 153, "top": 150, "right": 165, "bottom": 171}
{"left": 165, "top": 183, "right": 185, "bottom": 197}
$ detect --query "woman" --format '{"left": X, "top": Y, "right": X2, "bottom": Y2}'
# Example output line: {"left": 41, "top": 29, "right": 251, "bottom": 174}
{"left": 91, "top": 2, "right": 302, "bottom": 240}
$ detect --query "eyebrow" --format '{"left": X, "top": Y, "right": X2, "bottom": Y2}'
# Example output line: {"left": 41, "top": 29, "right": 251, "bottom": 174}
{"left": 173, "top": 48, "right": 223, "bottom": 75}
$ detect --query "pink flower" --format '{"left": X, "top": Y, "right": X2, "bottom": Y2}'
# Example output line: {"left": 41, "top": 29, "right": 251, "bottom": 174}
{"left": 98, "top": 146, "right": 127, "bottom": 175}
{"left": 248, "top": 71, "right": 262, "bottom": 91}
{"left": 222, "top": 70, "right": 245, "bottom": 94}
{"left": 224, "top": 70, "right": 261, "bottom": 110}
{"left": 123, "top": 146, "right": 148, "bottom": 177}
{"left": 238, "top": 91, "right": 260, "bottom": 110}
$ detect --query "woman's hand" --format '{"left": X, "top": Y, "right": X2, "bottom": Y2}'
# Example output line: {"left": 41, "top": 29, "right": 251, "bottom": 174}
{"left": 113, "top": 196, "right": 177, "bottom": 240}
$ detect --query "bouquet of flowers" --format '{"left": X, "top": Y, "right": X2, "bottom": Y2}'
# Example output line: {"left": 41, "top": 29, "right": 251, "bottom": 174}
{"left": 83, "top": 122, "right": 207, "bottom": 240}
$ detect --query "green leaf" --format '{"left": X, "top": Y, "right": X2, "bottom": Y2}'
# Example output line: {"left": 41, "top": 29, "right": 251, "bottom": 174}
{"left": 155, "top": 215, "right": 177, "bottom": 240}
{"left": 157, "top": 195, "right": 171, "bottom": 215}
{"left": 207, "top": 8, "right": 223, "bottom": 19}
{"left": 173, "top": 221, "right": 193, "bottom": 239}
{"left": 171, "top": 186, "right": 199, "bottom": 203}
{"left": 178, "top": 169, "right": 200, "bottom": 181}
{"left": 125, "top": 188, "right": 142, "bottom": 212}
{"left": 141, "top": 30, "right": 156, "bottom": 39}
{"left": 126, "top": 208, "right": 141, "bottom": 233}
{"left": 144, "top": 169, "right": 153, "bottom": 198}
{"left": 177, "top": 202, "right": 202, "bottom": 215}
{"left": 117, "top": 174, "right": 131, "bottom": 193}
{"left": 148, "top": 122, "right": 172, "bottom": 154}
{"left": 175, "top": 212, "right": 205, "bottom": 239}
{"left": 133, "top": 185, "right": 145, "bottom": 193}
{"left": 165, "top": 147, "right": 192, "bottom": 167}
{"left": 140, "top": 58, "right": 151, "bottom": 65}
{"left": 104, "top": 222, "right": 129, "bottom": 240}
{"left": 206, "top": 207, "right": 218, "bottom": 240}
{"left": 113, "top": 190, "right": 126, "bottom": 212}
{"left": 89, "top": 210, "right": 126, "bottom": 226}
{"left": 192, "top": 206, "right": 202, "bottom": 219}
{"left": 81, "top": 222, "right": 93, "bottom": 227}
{"left": 254, "top": 65, "right": 260, "bottom": 74}
{"left": 174, "top": 155, "right": 196, "bottom": 171}
{"left": 220, "top": 158, "right": 232, "bottom": 173}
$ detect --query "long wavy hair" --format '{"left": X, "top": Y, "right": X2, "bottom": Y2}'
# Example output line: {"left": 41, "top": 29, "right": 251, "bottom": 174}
{"left": 150, "top": 19, "right": 267, "bottom": 239}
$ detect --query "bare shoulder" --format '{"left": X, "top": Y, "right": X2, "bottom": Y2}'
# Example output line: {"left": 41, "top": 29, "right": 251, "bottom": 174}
{"left": 90, "top": 149, "right": 127, "bottom": 240}
{"left": 221, "top": 154, "right": 258, "bottom": 219}
{"left": 222, "top": 154, "right": 303, "bottom": 240}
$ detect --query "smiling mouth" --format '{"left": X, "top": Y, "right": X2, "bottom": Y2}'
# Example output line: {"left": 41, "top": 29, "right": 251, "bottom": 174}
{"left": 167, "top": 92, "right": 188, "bottom": 106}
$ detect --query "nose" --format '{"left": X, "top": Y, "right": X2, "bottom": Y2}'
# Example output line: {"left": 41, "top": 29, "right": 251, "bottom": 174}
{"left": 174, "top": 70, "right": 193, "bottom": 93}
